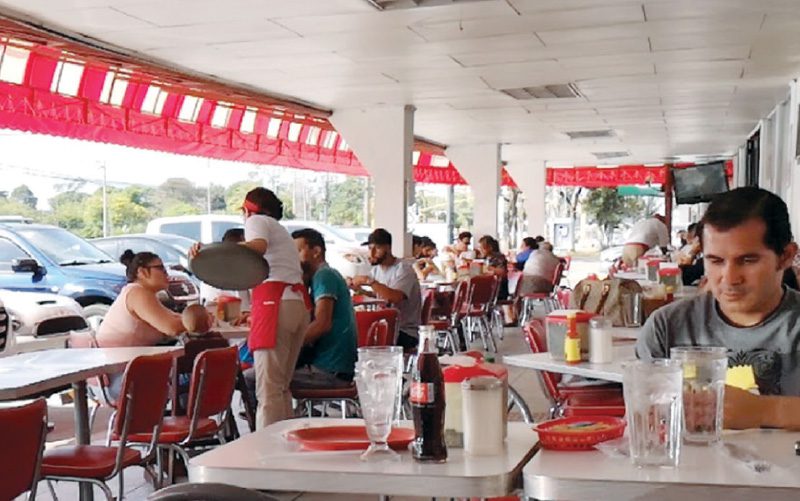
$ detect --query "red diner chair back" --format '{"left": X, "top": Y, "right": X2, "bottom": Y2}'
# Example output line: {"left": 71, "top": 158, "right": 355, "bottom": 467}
{"left": 551, "top": 261, "right": 565, "bottom": 289}
{"left": 0, "top": 398, "right": 47, "bottom": 501}
{"left": 364, "top": 319, "right": 391, "bottom": 347}
{"left": 186, "top": 346, "right": 239, "bottom": 421}
{"left": 522, "top": 319, "right": 563, "bottom": 401}
{"left": 355, "top": 308, "right": 399, "bottom": 347}
{"left": 466, "top": 274, "right": 497, "bottom": 310}
{"left": 421, "top": 289, "right": 435, "bottom": 325}
{"left": 112, "top": 352, "right": 174, "bottom": 438}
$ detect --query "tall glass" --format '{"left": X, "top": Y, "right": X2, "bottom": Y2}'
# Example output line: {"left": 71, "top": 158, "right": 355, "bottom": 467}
{"left": 623, "top": 360, "right": 683, "bottom": 467}
{"left": 670, "top": 346, "right": 727, "bottom": 444}
{"left": 620, "top": 293, "right": 642, "bottom": 327}
{"left": 355, "top": 346, "right": 404, "bottom": 461}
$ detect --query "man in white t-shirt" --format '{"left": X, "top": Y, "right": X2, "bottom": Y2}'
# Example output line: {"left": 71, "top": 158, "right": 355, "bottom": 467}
{"left": 350, "top": 228, "right": 422, "bottom": 351}
{"left": 622, "top": 214, "right": 669, "bottom": 267}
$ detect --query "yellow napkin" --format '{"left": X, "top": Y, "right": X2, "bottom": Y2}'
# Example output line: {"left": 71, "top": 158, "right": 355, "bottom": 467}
{"left": 726, "top": 365, "right": 758, "bottom": 391}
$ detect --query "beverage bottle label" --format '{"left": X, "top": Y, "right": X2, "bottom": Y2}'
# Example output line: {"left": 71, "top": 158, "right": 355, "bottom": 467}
{"left": 565, "top": 337, "right": 581, "bottom": 364}
{"left": 410, "top": 382, "right": 435, "bottom": 404}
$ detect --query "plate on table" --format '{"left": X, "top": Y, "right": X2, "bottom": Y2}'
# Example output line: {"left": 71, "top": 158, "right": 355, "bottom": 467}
{"left": 286, "top": 425, "right": 415, "bottom": 451}
{"left": 190, "top": 242, "right": 269, "bottom": 290}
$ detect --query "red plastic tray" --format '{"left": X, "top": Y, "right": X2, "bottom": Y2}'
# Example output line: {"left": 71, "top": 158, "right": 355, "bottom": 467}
{"left": 286, "top": 425, "right": 415, "bottom": 451}
{"left": 534, "top": 416, "right": 626, "bottom": 451}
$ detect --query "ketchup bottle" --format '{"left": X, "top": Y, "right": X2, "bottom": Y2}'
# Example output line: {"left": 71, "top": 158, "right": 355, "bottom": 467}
{"left": 410, "top": 330, "right": 447, "bottom": 463}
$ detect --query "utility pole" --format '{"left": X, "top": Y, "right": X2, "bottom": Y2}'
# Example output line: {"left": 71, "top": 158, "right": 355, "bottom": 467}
{"left": 446, "top": 184, "right": 455, "bottom": 244}
{"left": 206, "top": 158, "right": 212, "bottom": 214}
{"left": 100, "top": 162, "right": 108, "bottom": 237}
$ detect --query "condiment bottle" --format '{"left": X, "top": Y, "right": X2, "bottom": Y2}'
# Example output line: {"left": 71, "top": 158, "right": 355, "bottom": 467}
{"left": 589, "top": 316, "right": 613, "bottom": 364}
{"left": 665, "top": 285, "right": 675, "bottom": 303}
{"left": 410, "top": 329, "right": 447, "bottom": 463}
{"left": 462, "top": 376, "right": 504, "bottom": 456}
{"left": 564, "top": 311, "right": 581, "bottom": 364}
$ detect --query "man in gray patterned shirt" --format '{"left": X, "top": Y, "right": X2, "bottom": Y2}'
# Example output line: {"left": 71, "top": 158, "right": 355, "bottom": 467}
{"left": 637, "top": 187, "right": 800, "bottom": 430}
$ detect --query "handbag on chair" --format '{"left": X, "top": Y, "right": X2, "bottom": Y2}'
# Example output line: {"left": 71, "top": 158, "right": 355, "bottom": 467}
{"left": 570, "top": 277, "right": 642, "bottom": 326}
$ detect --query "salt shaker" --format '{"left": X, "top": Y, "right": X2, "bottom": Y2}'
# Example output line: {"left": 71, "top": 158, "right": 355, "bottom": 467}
{"left": 462, "top": 376, "right": 504, "bottom": 456}
{"left": 589, "top": 316, "right": 614, "bottom": 364}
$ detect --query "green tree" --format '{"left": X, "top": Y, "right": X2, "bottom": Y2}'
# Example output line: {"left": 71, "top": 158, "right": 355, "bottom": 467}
{"left": 582, "top": 188, "right": 644, "bottom": 248}
{"left": 224, "top": 180, "right": 260, "bottom": 214}
{"left": 47, "top": 192, "right": 90, "bottom": 233}
{"left": 10, "top": 184, "right": 37, "bottom": 209}
{"left": 328, "top": 177, "right": 366, "bottom": 226}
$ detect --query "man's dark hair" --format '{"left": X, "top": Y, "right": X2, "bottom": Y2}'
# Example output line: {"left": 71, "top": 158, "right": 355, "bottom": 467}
{"left": 522, "top": 237, "right": 538, "bottom": 250}
{"left": 700, "top": 187, "right": 793, "bottom": 256}
{"left": 686, "top": 223, "right": 698, "bottom": 235}
{"left": 222, "top": 227, "right": 244, "bottom": 243}
{"left": 420, "top": 236, "right": 436, "bottom": 249}
{"left": 412, "top": 235, "right": 422, "bottom": 247}
{"left": 534, "top": 235, "right": 545, "bottom": 242}
{"left": 292, "top": 228, "right": 326, "bottom": 254}
{"left": 457, "top": 231, "right": 472, "bottom": 242}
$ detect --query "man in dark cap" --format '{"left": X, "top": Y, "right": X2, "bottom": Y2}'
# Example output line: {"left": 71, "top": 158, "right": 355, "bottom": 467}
{"left": 350, "top": 228, "right": 422, "bottom": 350}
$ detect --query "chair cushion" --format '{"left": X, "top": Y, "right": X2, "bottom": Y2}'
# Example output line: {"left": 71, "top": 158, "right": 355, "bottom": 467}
{"left": 114, "top": 416, "right": 219, "bottom": 444}
{"left": 42, "top": 445, "right": 140, "bottom": 479}
{"left": 522, "top": 293, "right": 550, "bottom": 299}
{"left": 290, "top": 383, "right": 358, "bottom": 400}
{"left": 427, "top": 319, "right": 449, "bottom": 330}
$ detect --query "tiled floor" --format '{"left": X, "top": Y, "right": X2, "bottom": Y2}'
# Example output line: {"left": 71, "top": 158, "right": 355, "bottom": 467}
{"left": 27, "top": 325, "right": 547, "bottom": 500}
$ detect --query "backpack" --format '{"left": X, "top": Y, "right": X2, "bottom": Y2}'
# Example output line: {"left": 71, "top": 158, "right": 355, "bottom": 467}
{"left": 570, "top": 277, "right": 643, "bottom": 326}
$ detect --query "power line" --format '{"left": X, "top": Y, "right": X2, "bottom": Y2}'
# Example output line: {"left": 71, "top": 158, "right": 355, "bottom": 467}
{"left": 0, "top": 162, "right": 141, "bottom": 187}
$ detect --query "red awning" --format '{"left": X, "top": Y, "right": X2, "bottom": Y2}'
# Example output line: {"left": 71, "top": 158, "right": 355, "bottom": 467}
{"left": 546, "top": 161, "right": 734, "bottom": 188}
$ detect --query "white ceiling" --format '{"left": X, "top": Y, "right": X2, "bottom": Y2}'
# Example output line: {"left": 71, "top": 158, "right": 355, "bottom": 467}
{"left": 2, "top": 0, "right": 800, "bottom": 165}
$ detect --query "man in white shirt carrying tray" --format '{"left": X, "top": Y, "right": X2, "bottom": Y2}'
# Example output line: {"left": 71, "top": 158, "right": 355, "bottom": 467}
{"left": 622, "top": 214, "right": 669, "bottom": 267}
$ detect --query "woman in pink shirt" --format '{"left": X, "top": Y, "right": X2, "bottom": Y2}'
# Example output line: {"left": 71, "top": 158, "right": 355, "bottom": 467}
{"left": 96, "top": 251, "right": 186, "bottom": 397}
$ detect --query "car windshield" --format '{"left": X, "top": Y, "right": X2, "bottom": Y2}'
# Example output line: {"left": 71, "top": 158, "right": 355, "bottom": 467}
{"left": 154, "top": 234, "right": 196, "bottom": 255}
{"left": 316, "top": 223, "right": 356, "bottom": 243}
{"left": 19, "top": 228, "right": 114, "bottom": 265}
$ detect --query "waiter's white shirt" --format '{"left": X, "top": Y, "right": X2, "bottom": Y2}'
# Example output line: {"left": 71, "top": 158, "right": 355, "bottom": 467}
{"left": 625, "top": 217, "right": 669, "bottom": 249}
{"left": 244, "top": 214, "right": 304, "bottom": 300}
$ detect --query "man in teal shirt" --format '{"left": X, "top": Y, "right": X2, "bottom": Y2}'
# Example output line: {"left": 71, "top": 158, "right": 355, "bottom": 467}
{"left": 291, "top": 228, "right": 357, "bottom": 388}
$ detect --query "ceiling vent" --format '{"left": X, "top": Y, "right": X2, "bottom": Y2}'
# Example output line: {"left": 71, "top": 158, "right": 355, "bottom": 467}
{"left": 565, "top": 130, "right": 615, "bottom": 140}
{"left": 592, "top": 151, "right": 630, "bottom": 160}
{"left": 364, "top": 0, "right": 494, "bottom": 10}
{"left": 501, "top": 84, "right": 582, "bottom": 100}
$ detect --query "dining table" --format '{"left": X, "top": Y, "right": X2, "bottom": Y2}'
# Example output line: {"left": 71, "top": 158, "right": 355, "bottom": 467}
{"left": 0, "top": 345, "right": 184, "bottom": 501}
{"left": 503, "top": 344, "right": 636, "bottom": 384}
{"left": 524, "top": 429, "right": 800, "bottom": 500}
{"left": 189, "top": 418, "right": 540, "bottom": 499}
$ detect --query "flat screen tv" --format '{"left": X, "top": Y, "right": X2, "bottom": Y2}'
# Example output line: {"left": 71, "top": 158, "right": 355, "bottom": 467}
{"left": 672, "top": 162, "right": 729, "bottom": 205}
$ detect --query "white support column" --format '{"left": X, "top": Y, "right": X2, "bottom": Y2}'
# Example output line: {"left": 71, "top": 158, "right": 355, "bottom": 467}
{"left": 330, "top": 105, "right": 415, "bottom": 257}
{"left": 446, "top": 144, "right": 501, "bottom": 238}
{"left": 505, "top": 160, "right": 547, "bottom": 237}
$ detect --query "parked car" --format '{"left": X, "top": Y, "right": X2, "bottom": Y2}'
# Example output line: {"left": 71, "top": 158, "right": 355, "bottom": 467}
{"left": 91, "top": 233, "right": 197, "bottom": 274}
{"left": 0, "top": 223, "right": 199, "bottom": 328}
{"left": 0, "top": 290, "right": 93, "bottom": 356}
{"left": 339, "top": 227, "right": 372, "bottom": 245}
{"left": 146, "top": 215, "right": 242, "bottom": 244}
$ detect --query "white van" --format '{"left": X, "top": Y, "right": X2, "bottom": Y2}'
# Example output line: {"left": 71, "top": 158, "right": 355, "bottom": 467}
{"left": 146, "top": 215, "right": 243, "bottom": 244}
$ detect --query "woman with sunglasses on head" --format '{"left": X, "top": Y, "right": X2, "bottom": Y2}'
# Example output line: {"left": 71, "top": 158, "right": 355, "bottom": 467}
{"left": 95, "top": 250, "right": 186, "bottom": 397}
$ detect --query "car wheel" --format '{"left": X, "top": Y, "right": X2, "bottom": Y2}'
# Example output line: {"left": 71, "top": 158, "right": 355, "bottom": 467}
{"left": 83, "top": 303, "right": 110, "bottom": 331}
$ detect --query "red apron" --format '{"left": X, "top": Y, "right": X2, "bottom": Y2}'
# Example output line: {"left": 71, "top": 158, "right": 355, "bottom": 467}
{"left": 248, "top": 281, "right": 311, "bottom": 351}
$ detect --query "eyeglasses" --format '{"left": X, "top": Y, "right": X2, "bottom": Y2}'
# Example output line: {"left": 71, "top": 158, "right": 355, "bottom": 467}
{"left": 143, "top": 264, "right": 167, "bottom": 273}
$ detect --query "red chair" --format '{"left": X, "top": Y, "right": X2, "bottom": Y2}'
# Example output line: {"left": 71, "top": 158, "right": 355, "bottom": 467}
{"left": 355, "top": 308, "right": 399, "bottom": 347}
{"left": 461, "top": 274, "right": 500, "bottom": 352}
{"left": 124, "top": 346, "right": 239, "bottom": 484}
{"left": 42, "top": 352, "right": 174, "bottom": 500}
{"left": 522, "top": 320, "right": 624, "bottom": 419}
{"left": 427, "top": 280, "right": 468, "bottom": 354}
{"left": 69, "top": 331, "right": 117, "bottom": 435}
{"left": 0, "top": 398, "right": 48, "bottom": 501}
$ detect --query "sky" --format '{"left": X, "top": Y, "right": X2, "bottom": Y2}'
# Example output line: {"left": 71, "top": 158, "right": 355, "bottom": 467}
{"left": 0, "top": 129, "right": 278, "bottom": 210}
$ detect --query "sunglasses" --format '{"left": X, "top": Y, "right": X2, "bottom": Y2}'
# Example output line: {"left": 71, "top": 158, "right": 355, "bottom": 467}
{"left": 143, "top": 264, "right": 167, "bottom": 273}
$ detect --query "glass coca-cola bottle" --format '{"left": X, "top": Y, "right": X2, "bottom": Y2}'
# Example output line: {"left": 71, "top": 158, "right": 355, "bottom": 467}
{"left": 410, "top": 327, "right": 447, "bottom": 463}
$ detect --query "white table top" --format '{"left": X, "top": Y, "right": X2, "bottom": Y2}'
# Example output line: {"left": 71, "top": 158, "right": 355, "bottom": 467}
{"left": 525, "top": 429, "right": 800, "bottom": 500}
{"left": 189, "top": 418, "right": 539, "bottom": 498}
{"left": 503, "top": 344, "right": 636, "bottom": 383}
{"left": 213, "top": 325, "right": 249, "bottom": 340}
{"left": 0, "top": 346, "right": 184, "bottom": 400}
